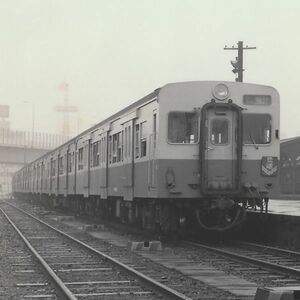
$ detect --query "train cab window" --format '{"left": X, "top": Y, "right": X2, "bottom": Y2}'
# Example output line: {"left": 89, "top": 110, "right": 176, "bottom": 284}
{"left": 211, "top": 119, "right": 229, "bottom": 145}
{"left": 168, "top": 112, "right": 199, "bottom": 144}
{"left": 243, "top": 114, "right": 271, "bottom": 144}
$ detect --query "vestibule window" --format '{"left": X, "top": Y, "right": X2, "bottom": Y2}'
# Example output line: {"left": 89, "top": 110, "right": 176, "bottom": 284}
{"left": 78, "top": 148, "right": 84, "bottom": 170}
{"left": 92, "top": 141, "right": 99, "bottom": 167}
{"left": 211, "top": 119, "right": 229, "bottom": 145}
{"left": 58, "top": 156, "right": 64, "bottom": 174}
{"left": 243, "top": 114, "right": 271, "bottom": 144}
{"left": 140, "top": 122, "right": 147, "bottom": 157}
{"left": 51, "top": 159, "right": 56, "bottom": 176}
{"left": 168, "top": 112, "right": 199, "bottom": 144}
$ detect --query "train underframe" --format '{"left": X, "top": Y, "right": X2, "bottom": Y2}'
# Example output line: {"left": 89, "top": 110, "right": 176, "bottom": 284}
{"left": 14, "top": 193, "right": 269, "bottom": 232}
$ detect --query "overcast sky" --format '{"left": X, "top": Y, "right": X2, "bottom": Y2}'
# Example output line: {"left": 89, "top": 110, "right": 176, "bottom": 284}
{"left": 0, "top": 0, "right": 299, "bottom": 138}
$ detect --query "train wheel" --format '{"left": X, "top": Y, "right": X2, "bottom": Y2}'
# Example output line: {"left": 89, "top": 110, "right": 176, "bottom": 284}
{"left": 195, "top": 203, "right": 246, "bottom": 231}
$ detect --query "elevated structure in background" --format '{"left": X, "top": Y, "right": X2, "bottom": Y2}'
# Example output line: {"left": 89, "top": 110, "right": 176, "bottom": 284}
{"left": 0, "top": 105, "right": 10, "bottom": 131}
{"left": 0, "top": 128, "right": 69, "bottom": 159}
{"left": 0, "top": 128, "right": 70, "bottom": 197}
{"left": 55, "top": 82, "right": 78, "bottom": 136}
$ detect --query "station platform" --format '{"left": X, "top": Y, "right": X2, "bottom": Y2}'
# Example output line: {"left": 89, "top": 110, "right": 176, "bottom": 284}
{"left": 268, "top": 199, "right": 300, "bottom": 216}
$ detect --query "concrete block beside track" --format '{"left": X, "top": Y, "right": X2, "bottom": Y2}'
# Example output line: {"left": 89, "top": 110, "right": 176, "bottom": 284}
{"left": 127, "top": 241, "right": 162, "bottom": 251}
{"left": 81, "top": 224, "right": 105, "bottom": 232}
{"left": 54, "top": 215, "right": 75, "bottom": 222}
{"left": 255, "top": 286, "right": 300, "bottom": 300}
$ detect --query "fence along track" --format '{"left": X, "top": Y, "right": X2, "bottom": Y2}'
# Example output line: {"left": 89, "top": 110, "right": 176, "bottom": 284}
{"left": 1, "top": 202, "right": 192, "bottom": 300}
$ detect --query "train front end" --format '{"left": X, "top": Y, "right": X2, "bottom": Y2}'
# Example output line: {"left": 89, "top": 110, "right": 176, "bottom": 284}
{"left": 158, "top": 81, "right": 280, "bottom": 231}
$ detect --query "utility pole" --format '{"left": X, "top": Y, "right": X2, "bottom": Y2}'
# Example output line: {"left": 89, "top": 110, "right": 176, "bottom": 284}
{"left": 224, "top": 41, "right": 256, "bottom": 82}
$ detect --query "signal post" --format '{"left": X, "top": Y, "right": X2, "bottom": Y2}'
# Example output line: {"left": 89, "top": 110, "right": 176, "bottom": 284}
{"left": 224, "top": 41, "right": 256, "bottom": 82}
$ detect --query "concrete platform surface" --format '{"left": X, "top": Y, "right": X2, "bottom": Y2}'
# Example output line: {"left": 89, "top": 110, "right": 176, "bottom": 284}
{"left": 269, "top": 199, "right": 300, "bottom": 216}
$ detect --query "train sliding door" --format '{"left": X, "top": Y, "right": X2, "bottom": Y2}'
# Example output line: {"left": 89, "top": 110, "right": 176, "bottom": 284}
{"left": 123, "top": 121, "right": 133, "bottom": 200}
{"left": 200, "top": 103, "right": 242, "bottom": 194}
{"left": 148, "top": 111, "right": 157, "bottom": 193}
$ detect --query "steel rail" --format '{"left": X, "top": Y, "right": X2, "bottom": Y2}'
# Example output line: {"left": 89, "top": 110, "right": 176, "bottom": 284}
{"left": 184, "top": 240, "right": 300, "bottom": 278}
{"left": 238, "top": 241, "right": 300, "bottom": 258}
{"left": 3, "top": 202, "right": 192, "bottom": 300}
{"left": 0, "top": 207, "right": 77, "bottom": 300}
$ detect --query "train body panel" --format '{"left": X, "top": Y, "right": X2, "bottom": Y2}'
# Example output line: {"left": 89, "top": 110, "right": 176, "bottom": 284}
{"left": 12, "top": 81, "right": 280, "bottom": 231}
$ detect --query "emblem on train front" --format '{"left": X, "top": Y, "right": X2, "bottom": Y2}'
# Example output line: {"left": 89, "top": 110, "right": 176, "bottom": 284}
{"left": 261, "top": 156, "right": 278, "bottom": 176}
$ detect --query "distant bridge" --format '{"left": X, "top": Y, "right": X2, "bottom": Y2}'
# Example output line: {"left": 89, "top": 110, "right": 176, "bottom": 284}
{"left": 0, "top": 129, "right": 70, "bottom": 195}
{"left": 0, "top": 129, "right": 69, "bottom": 165}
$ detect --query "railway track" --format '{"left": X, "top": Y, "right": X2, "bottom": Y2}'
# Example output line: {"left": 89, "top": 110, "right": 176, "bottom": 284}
{"left": 0, "top": 201, "right": 191, "bottom": 300}
{"left": 7, "top": 198, "right": 300, "bottom": 299}
{"left": 184, "top": 240, "right": 300, "bottom": 286}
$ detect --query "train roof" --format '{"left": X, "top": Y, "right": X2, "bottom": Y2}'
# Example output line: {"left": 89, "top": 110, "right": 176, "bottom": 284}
{"left": 18, "top": 88, "right": 160, "bottom": 169}
{"left": 162, "top": 80, "right": 279, "bottom": 93}
{"left": 18, "top": 80, "right": 279, "bottom": 169}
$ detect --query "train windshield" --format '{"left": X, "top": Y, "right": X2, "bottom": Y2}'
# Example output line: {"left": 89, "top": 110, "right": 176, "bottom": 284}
{"left": 243, "top": 113, "right": 271, "bottom": 144}
{"left": 168, "top": 111, "right": 199, "bottom": 144}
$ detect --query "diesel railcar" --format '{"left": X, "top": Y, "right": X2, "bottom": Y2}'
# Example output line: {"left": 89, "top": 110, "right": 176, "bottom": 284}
{"left": 12, "top": 81, "right": 280, "bottom": 231}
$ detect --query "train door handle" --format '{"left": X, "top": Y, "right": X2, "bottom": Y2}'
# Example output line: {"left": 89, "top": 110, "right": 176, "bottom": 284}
{"left": 206, "top": 147, "right": 214, "bottom": 151}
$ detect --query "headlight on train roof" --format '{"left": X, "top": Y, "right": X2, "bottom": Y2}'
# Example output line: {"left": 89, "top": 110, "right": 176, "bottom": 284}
{"left": 212, "top": 83, "right": 230, "bottom": 100}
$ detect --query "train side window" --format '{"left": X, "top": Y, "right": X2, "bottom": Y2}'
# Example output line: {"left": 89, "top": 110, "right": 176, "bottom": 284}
{"left": 124, "top": 127, "right": 131, "bottom": 159}
{"left": 140, "top": 122, "right": 147, "bottom": 157}
{"left": 211, "top": 119, "right": 229, "bottom": 145}
{"left": 72, "top": 152, "right": 75, "bottom": 170}
{"left": 84, "top": 144, "right": 89, "bottom": 168}
{"left": 99, "top": 139, "right": 102, "bottom": 164}
{"left": 101, "top": 137, "right": 106, "bottom": 164}
{"left": 135, "top": 124, "right": 140, "bottom": 158}
{"left": 128, "top": 126, "right": 131, "bottom": 157}
{"left": 112, "top": 133, "right": 122, "bottom": 163}
{"left": 112, "top": 135, "right": 116, "bottom": 163}
{"left": 51, "top": 159, "right": 56, "bottom": 176}
{"left": 121, "top": 131, "right": 124, "bottom": 161}
{"left": 67, "top": 152, "right": 72, "bottom": 173}
{"left": 109, "top": 136, "right": 112, "bottom": 164}
{"left": 243, "top": 114, "right": 271, "bottom": 144}
{"left": 78, "top": 148, "right": 84, "bottom": 170}
{"left": 124, "top": 128, "right": 127, "bottom": 158}
{"left": 58, "top": 156, "right": 64, "bottom": 175}
{"left": 104, "top": 137, "right": 107, "bottom": 163}
{"left": 117, "top": 132, "right": 122, "bottom": 162}
{"left": 153, "top": 113, "right": 157, "bottom": 149}
{"left": 168, "top": 112, "right": 199, "bottom": 144}
{"left": 92, "top": 141, "right": 99, "bottom": 167}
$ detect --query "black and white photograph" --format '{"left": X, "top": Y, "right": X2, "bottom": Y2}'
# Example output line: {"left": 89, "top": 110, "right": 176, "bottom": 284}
{"left": 1, "top": 1, "right": 300, "bottom": 299}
